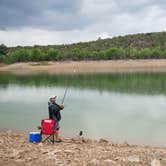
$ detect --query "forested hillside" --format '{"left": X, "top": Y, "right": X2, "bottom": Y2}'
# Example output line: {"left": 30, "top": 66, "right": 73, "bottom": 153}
{"left": 1, "top": 32, "right": 166, "bottom": 63}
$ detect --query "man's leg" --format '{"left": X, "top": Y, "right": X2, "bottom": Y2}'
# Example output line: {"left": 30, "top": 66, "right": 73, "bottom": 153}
{"left": 55, "top": 130, "right": 60, "bottom": 140}
{"left": 55, "top": 129, "right": 62, "bottom": 142}
{"left": 54, "top": 121, "right": 61, "bottom": 142}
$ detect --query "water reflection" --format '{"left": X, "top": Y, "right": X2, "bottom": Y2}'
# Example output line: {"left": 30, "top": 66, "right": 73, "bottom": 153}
{"left": 0, "top": 72, "right": 166, "bottom": 94}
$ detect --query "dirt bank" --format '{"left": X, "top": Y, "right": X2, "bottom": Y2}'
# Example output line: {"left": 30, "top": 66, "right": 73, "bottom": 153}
{"left": 1, "top": 59, "right": 166, "bottom": 74}
{"left": 0, "top": 131, "right": 166, "bottom": 166}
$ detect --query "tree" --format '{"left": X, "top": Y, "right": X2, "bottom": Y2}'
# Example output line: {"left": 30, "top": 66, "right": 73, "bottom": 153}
{"left": 71, "top": 48, "right": 82, "bottom": 60}
{"left": 138, "top": 48, "right": 152, "bottom": 59}
{"left": 161, "top": 49, "right": 166, "bottom": 58}
{"left": 91, "top": 51, "right": 99, "bottom": 60}
{"left": 118, "top": 48, "right": 125, "bottom": 59}
{"left": 128, "top": 48, "right": 138, "bottom": 59}
{"left": 99, "top": 51, "right": 106, "bottom": 59}
{"left": 30, "top": 48, "right": 43, "bottom": 61}
{"left": 151, "top": 47, "right": 162, "bottom": 58}
{"left": 10, "top": 48, "right": 31, "bottom": 62}
{"left": 48, "top": 48, "right": 60, "bottom": 61}
{"left": 105, "top": 48, "right": 125, "bottom": 59}
{"left": 0, "top": 44, "right": 8, "bottom": 56}
{"left": 0, "top": 55, "right": 4, "bottom": 62}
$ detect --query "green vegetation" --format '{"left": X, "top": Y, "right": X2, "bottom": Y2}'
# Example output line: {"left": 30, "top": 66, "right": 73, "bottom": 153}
{"left": 2, "top": 32, "right": 166, "bottom": 63}
{"left": 47, "top": 48, "right": 60, "bottom": 60}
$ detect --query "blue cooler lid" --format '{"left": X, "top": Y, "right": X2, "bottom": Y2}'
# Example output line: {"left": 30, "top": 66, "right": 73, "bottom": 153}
{"left": 29, "top": 132, "right": 41, "bottom": 143}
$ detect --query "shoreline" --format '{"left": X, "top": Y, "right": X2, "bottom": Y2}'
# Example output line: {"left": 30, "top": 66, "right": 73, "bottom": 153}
{"left": 1, "top": 59, "right": 166, "bottom": 75}
{"left": 0, "top": 131, "right": 166, "bottom": 166}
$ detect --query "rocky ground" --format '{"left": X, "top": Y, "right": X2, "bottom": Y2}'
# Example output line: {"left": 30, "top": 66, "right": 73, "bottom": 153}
{"left": 0, "top": 131, "right": 166, "bottom": 166}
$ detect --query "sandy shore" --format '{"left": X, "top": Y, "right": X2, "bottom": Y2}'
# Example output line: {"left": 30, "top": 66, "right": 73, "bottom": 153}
{"left": 1, "top": 59, "right": 166, "bottom": 74}
{"left": 0, "top": 131, "right": 166, "bottom": 166}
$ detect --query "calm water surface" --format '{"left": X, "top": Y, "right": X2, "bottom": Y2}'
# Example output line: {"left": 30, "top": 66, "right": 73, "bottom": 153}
{"left": 0, "top": 73, "right": 166, "bottom": 146}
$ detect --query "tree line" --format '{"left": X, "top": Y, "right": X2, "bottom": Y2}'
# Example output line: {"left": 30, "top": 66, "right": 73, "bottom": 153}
{"left": 1, "top": 32, "right": 166, "bottom": 63}
{"left": 1, "top": 45, "right": 166, "bottom": 64}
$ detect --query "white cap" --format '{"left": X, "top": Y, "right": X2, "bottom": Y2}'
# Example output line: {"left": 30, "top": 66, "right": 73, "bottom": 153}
{"left": 50, "top": 96, "right": 57, "bottom": 99}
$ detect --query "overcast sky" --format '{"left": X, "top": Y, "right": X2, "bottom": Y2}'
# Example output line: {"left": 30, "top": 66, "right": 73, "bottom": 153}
{"left": 0, "top": 0, "right": 166, "bottom": 46}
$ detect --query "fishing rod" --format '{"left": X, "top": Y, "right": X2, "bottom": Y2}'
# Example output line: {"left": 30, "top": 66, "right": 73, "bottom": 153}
{"left": 61, "top": 87, "right": 68, "bottom": 104}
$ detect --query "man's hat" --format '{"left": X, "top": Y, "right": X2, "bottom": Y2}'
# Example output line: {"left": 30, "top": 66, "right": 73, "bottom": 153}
{"left": 50, "top": 96, "right": 57, "bottom": 99}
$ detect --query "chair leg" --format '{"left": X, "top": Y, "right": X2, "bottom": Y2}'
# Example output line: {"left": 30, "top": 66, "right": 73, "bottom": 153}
{"left": 53, "top": 134, "right": 54, "bottom": 143}
{"left": 42, "top": 134, "right": 55, "bottom": 143}
{"left": 42, "top": 135, "right": 52, "bottom": 143}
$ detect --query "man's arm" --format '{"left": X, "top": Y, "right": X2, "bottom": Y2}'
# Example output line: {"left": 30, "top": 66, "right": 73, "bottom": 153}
{"left": 54, "top": 103, "right": 64, "bottom": 114}
{"left": 59, "top": 104, "right": 64, "bottom": 110}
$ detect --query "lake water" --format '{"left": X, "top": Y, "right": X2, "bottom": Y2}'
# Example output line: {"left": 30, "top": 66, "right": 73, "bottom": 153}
{"left": 0, "top": 72, "right": 166, "bottom": 146}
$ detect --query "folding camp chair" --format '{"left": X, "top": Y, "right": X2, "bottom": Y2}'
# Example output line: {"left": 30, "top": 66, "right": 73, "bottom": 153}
{"left": 38, "top": 119, "right": 56, "bottom": 143}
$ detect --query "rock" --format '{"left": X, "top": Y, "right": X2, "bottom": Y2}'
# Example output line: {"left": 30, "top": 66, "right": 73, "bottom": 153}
{"left": 88, "top": 159, "right": 100, "bottom": 166}
{"left": 114, "top": 156, "right": 140, "bottom": 163}
{"left": 15, "top": 159, "right": 25, "bottom": 163}
{"left": 42, "top": 150, "right": 49, "bottom": 154}
{"left": 6, "top": 130, "right": 12, "bottom": 134}
{"left": 162, "top": 158, "right": 166, "bottom": 163}
{"left": 127, "top": 155, "right": 140, "bottom": 162}
{"left": 104, "top": 159, "right": 117, "bottom": 166}
{"left": 26, "top": 157, "right": 33, "bottom": 161}
{"left": 150, "top": 159, "right": 161, "bottom": 166}
{"left": 64, "top": 150, "right": 75, "bottom": 154}
{"left": 99, "top": 138, "right": 109, "bottom": 144}
{"left": 0, "top": 138, "right": 4, "bottom": 145}
{"left": 122, "top": 141, "right": 130, "bottom": 147}
{"left": 46, "top": 149, "right": 61, "bottom": 157}
{"left": 153, "top": 151, "right": 161, "bottom": 158}
{"left": 114, "top": 157, "right": 121, "bottom": 161}
{"left": 11, "top": 149, "right": 21, "bottom": 159}
{"left": 38, "top": 142, "right": 43, "bottom": 147}
{"left": 52, "top": 150, "right": 62, "bottom": 154}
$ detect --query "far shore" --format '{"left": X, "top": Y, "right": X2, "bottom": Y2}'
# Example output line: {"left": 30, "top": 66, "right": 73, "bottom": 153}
{"left": 1, "top": 59, "right": 166, "bottom": 75}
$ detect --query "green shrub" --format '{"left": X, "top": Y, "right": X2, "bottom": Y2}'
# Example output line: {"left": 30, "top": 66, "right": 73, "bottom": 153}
{"left": 91, "top": 51, "right": 99, "bottom": 60}
{"left": 128, "top": 48, "right": 138, "bottom": 59}
{"left": 10, "top": 48, "right": 31, "bottom": 62}
{"left": 99, "top": 51, "right": 106, "bottom": 60}
{"left": 48, "top": 48, "right": 60, "bottom": 61}
{"left": 161, "top": 49, "right": 166, "bottom": 58}
{"left": 151, "top": 47, "right": 162, "bottom": 58}
{"left": 138, "top": 48, "right": 152, "bottom": 59}
{"left": 118, "top": 48, "right": 125, "bottom": 59}
{"left": 105, "top": 48, "right": 125, "bottom": 59}
{"left": 0, "top": 55, "right": 5, "bottom": 63}
{"left": 71, "top": 48, "right": 82, "bottom": 60}
{"left": 0, "top": 44, "right": 8, "bottom": 56}
{"left": 30, "top": 48, "right": 43, "bottom": 61}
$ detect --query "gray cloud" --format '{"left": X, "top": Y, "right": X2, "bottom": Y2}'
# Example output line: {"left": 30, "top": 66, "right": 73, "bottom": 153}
{"left": 0, "top": 0, "right": 166, "bottom": 46}
{"left": 0, "top": 0, "right": 166, "bottom": 30}
{"left": 0, "top": 0, "right": 90, "bottom": 30}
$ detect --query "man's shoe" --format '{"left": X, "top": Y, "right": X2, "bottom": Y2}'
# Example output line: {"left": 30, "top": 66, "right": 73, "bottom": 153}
{"left": 55, "top": 139, "right": 62, "bottom": 142}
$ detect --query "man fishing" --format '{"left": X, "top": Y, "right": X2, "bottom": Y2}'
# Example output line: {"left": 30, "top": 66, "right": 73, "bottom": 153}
{"left": 48, "top": 96, "right": 64, "bottom": 142}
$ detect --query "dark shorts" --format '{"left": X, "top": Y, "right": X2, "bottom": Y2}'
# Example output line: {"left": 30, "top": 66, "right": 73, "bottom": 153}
{"left": 52, "top": 115, "right": 60, "bottom": 130}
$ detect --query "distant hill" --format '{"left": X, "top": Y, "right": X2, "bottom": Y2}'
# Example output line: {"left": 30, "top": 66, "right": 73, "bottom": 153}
{"left": 58, "top": 31, "right": 166, "bottom": 50}
{"left": 1, "top": 31, "right": 166, "bottom": 63}
{"left": 22, "top": 31, "right": 166, "bottom": 52}
{"left": 39, "top": 31, "right": 166, "bottom": 51}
